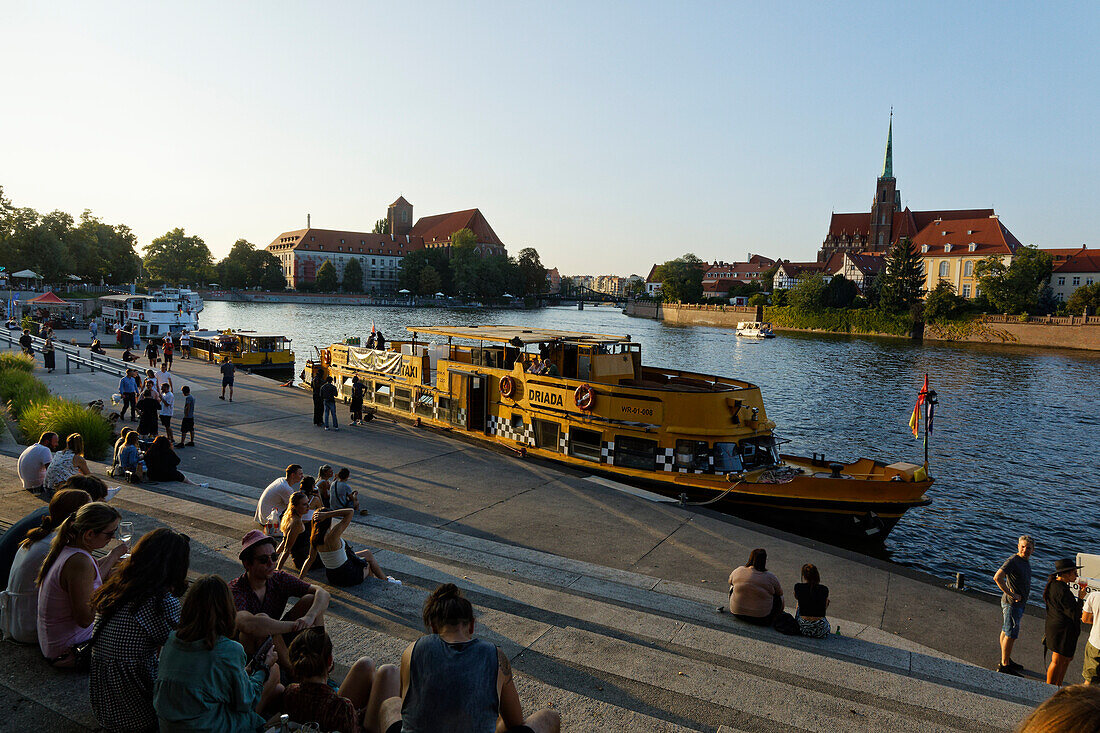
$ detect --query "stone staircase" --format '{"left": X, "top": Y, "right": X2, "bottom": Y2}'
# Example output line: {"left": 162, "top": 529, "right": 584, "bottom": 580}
{"left": 0, "top": 459, "right": 1050, "bottom": 732}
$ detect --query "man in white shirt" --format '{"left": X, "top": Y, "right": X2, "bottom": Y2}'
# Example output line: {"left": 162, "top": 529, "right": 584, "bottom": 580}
{"left": 159, "top": 383, "right": 176, "bottom": 445}
{"left": 1083, "top": 586, "right": 1100, "bottom": 683}
{"left": 255, "top": 464, "right": 304, "bottom": 527}
{"left": 17, "top": 432, "right": 58, "bottom": 494}
{"left": 156, "top": 365, "right": 174, "bottom": 393}
{"left": 180, "top": 330, "right": 191, "bottom": 359}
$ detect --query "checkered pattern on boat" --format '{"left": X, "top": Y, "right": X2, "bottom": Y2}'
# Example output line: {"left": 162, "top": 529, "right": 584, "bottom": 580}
{"left": 657, "top": 447, "right": 676, "bottom": 471}
{"left": 488, "top": 414, "right": 534, "bottom": 445}
{"left": 600, "top": 441, "right": 615, "bottom": 465}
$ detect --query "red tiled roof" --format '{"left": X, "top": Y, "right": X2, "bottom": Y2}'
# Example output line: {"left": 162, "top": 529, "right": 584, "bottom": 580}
{"left": 1041, "top": 246, "right": 1088, "bottom": 262}
{"left": 844, "top": 252, "right": 886, "bottom": 275}
{"left": 1052, "top": 248, "right": 1100, "bottom": 273}
{"left": 408, "top": 208, "right": 504, "bottom": 247}
{"left": 265, "top": 228, "right": 425, "bottom": 257}
{"left": 828, "top": 208, "right": 999, "bottom": 247}
{"left": 911, "top": 216, "right": 1019, "bottom": 257}
{"left": 777, "top": 260, "right": 829, "bottom": 277}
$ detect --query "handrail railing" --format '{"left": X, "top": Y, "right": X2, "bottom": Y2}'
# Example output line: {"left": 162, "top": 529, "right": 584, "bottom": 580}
{"left": 0, "top": 329, "right": 129, "bottom": 378}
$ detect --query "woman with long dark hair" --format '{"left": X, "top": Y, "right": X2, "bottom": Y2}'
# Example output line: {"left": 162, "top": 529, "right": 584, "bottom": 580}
{"left": 136, "top": 386, "right": 161, "bottom": 438}
{"left": 89, "top": 528, "right": 191, "bottom": 733}
{"left": 298, "top": 507, "right": 388, "bottom": 585}
{"left": 1044, "top": 559, "right": 1087, "bottom": 686}
{"left": 794, "top": 563, "right": 830, "bottom": 638}
{"left": 44, "top": 433, "right": 93, "bottom": 494}
{"left": 144, "top": 436, "right": 193, "bottom": 484}
{"left": 154, "top": 575, "right": 283, "bottom": 731}
{"left": 1, "top": 489, "right": 91, "bottom": 643}
{"left": 275, "top": 490, "right": 311, "bottom": 571}
{"left": 727, "top": 548, "right": 784, "bottom": 625}
{"left": 36, "top": 502, "right": 125, "bottom": 665}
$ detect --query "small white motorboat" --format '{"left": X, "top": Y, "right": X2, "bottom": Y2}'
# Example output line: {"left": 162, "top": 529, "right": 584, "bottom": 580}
{"left": 736, "top": 321, "right": 775, "bottom": 339}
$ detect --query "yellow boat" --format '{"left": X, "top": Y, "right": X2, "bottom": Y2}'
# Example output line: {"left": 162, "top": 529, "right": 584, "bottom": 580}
{"left": 308, "top": 325, "right": 931, "bottom": 541}
{"left": 189, "top": 330, "right": 295, "bottom": 376}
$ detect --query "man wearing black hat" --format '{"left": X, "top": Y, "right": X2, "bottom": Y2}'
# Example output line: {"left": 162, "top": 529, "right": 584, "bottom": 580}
{"left": 993, "top": 534, "right": 1034, "bottom": 675}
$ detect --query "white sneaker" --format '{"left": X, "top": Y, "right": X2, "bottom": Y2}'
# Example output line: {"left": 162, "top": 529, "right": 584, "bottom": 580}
{"left": 387, "top": 576, "right": 402, "bottom": 585}
{"left": 199, "top": 482, "right": 209, "bottom": 488}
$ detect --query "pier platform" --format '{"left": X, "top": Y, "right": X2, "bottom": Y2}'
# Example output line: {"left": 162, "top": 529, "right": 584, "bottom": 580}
{"left": 0, "top": 352, "right": 1068, "bottom": 730}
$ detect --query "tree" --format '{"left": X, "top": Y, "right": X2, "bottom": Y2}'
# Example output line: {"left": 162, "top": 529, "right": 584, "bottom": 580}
{"left": 923, "top": 281, "right": 967, "bottom": 322}
{"left": 315, "top": 260, "right": 338, "bottom": 292}
{"left": 144, "top": 228, "right": 213, "bottom": 284}
{"left": 653, "top": 253, "right": 705, "bottom": 302}
{"left": 76, "top": 211, "right": 140, "bottom": 284}
{"left": 975, "top": 246, "right": 1054, "bottom": 314}
{"left": 258, "top": 255, "right": 286, "bottom": 291}
{"left": 821, "top": 274, "right": 858, "bottom": 308}
{"left": 451, "top": 229, "right": 480, "bottom": 296}
{"left": 418, "top": 265, "right": 442, "bottom": 295}
{"left": 342, "top": 258, "right": 363, "bottom": 292}
{"left": 1065, "top": 282, "right": 1100, "bottom": 316}
{"left": 878, "top": 238, "right": 924, "bottom": 314}
{"left": 373, "top": 218, "right": 388, "bottom": 235}
{"left": 514, "top": 247, "right": 547, "bottom": 296}
{"left": 789, "top": 273, "right": 827, "bottom": 311}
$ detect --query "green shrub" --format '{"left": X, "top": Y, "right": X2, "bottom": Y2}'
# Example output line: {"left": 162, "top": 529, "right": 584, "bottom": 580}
{"left": 0, "top": 369, "right": 50, "bottom": 417}
{"left": 764, "top": 305, "right": 914, "bottom": 337}
{"left": 0, "top": 352, "right": 35, "bottom": 373}
{"left": 18, "top": 397, "right": 113, "bottom": 460}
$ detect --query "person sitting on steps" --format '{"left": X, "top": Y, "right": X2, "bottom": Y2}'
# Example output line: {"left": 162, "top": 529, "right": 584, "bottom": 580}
{"left": 298, "top": 506, "right": 393, "bottom": 586}
{"left": 728, "top": 548, "right": 784, "bottom": 626}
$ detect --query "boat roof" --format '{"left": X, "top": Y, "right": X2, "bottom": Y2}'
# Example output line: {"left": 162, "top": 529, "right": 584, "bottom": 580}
{"left": 100, "top": 294, "right": 151, "bottom": 302}
{"left": 406, "top": 325, "right": 631, "bottom": 345}
{"left": 190, "top": 330, "right": 289, "bottom": 339}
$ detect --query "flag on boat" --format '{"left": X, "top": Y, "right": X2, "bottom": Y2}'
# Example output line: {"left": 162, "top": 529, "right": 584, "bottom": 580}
{"left": 909, "top": 375, "right": 929, "bottom": 438}
{"left": 371, "top": 320, "right": 376, "bottom": 334}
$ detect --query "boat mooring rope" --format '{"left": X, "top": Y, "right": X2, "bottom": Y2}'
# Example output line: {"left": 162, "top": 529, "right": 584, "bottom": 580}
{"left": 680, "top": 479, "right": 745, "bottom": 507}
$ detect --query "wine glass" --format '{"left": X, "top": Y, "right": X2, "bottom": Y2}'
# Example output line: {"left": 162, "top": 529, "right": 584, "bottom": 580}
{"left": 119, "top": 521, "right": 133, "bottom": 559}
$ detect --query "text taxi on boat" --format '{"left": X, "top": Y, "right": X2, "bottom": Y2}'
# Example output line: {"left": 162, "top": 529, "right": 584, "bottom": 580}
{"left": 305, "top": 325, "right": 932, "bottom": 541}
{"left": 188, "top": 329, "right": 294, "bottom": 376}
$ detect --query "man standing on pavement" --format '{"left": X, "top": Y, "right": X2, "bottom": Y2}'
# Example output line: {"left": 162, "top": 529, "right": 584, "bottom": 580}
{"left": 230, "top": 530, "right": 330, "bottom": 674}
{"left": 156, "top": 362, "right": 173, "bottom": 394}
{"left": 220, "top": 356, "right": 235, "bottom": 401}
{"left": 17, "top": 432, "right": 58, "bottom": 495}
{"left": 993, "top": 534, "right": 1034, "bottom": 675}
{"left": 176, "top": 385, "right": 195, "bottom": 447}
{"left": 180, "top": 330, "right": 191, "bottom": 359}
{"left": 145, "top": 339, "right": 159, "bottom": 368}
{"left": 119, "top": 368, "right": 139, "bottom": 421}
{"left": 162, "top": 336, "right": 174, "bottom": 371}
{"left": 19, "top": 329, "right": 32, "bottom": 355}
{"left": 311, "top": 364, "right": 324, "bottom": 426}
{"left": 349, "top": 375, "right": 365, "bottom": 425}
{"left": 255, "top": 464, "right": 304, "bottom": 527}
{"left": 321, "top": 376, "right": 339, "bottom": 431}
{"left": 89, "top": 319, "right": 98, "bottom": 343}
{"left": 159, "top": 382, "right": 176, "bottom": 445}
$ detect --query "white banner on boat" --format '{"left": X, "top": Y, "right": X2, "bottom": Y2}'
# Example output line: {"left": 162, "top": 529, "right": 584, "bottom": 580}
{"left": 348, "top": 347, "right": 404, "bottom": 374}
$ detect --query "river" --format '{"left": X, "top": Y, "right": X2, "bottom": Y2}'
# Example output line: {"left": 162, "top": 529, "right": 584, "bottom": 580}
{"left": 201, "top": 300, "right": 1100, "bottom": 594}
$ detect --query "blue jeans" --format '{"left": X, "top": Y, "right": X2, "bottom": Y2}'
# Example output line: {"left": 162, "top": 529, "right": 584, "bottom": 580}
{"left": 1001, "top": 599, "right": 1025, "bottom": 639}
{"left": 323, "top": 401, "right": 338, "bottom": 428}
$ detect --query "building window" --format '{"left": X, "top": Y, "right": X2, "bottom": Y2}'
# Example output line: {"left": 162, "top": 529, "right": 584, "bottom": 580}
{"left": 962, "top": 285, "right": 971, "bottom": 298}
{"left": 921, "top": 244, "right": 929, "bottom": 253}
{"left": 938, "top": 261, "right": 950, "bottom": 277}
{"left": 340, "top": 239, "right": 345, "bottom": 244}
{"left": 310, "top": 236, "right": 315, "bottom": 241}
{"left": 1058, "top": 276, "right": 1066, "bottom": 286}
{"left": 1088, "top": 278, "right": 1094, "bottom": 285}
{"left": 968, "top": 243, "right": 977, "bottom": 252}
{"left": 1073, "top": 277, "right": 1081, "bottom": 286}
{"left": 964, "top": 261, "right": 974, "bottom": 276}
{"left": 944, "top": 243, "right": 952, "bottom": 253}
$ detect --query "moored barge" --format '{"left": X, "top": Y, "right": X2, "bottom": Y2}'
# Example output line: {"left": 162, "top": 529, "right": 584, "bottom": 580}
{"left": 307, "top": 325, "right": 931, "bottom": 540}
{"left": 190, "top": 330, "right": 294, "bottom": 376}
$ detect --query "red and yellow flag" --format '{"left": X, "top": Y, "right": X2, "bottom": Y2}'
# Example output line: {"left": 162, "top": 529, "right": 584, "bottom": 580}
{"left": 909, "top": 375, "right": 929, "bottom": 438}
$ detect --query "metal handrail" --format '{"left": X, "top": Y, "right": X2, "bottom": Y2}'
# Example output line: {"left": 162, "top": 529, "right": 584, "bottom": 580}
{"left": 64, "top": 352, "right": 127, "bottom": 378}
{"left": 0, "top": 329, "right": 129, "bottom": 377}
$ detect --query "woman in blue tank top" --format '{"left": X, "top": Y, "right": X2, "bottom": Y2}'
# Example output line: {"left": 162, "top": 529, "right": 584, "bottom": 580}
{"left": 378, "top": 583, "right": 560, "bottom": 733}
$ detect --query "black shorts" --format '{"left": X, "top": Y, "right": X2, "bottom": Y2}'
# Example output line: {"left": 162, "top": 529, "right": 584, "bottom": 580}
{"left": 159, "top": 415, "right": 173, "bottom": 428}
{"left": 222, "top": 376, "right": 234, "bottom": 387}
{"left": 180, "top": 417, "right": 194, "bottom": 432}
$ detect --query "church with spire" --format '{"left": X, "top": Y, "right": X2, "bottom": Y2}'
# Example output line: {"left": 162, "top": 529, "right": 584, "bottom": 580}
{"left": 818, "top": 115, "right": 1009, "bottom": 263}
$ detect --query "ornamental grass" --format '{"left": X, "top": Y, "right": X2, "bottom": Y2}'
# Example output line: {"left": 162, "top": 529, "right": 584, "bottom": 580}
{"left": 0, "top": 368, "right": 50, "bottom": 417}
{"left": 0, "top": 352, "right": 36, "bottom": 373}
{"left": 18, "top": 397, "right": 112, "bottom": 460}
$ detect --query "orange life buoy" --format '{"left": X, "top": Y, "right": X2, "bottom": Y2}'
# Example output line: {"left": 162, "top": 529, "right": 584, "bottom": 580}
{"left": 499, "top": 375, "right": 515, "bottom": 398}
{"left": 138, "top": 312, "right": 144, "bottom": 321}
{"left": 321, "top": 350, "right": 331, "bottom": 367}
{"left": 574, "top": 383, "right": 595, "bottom": 410}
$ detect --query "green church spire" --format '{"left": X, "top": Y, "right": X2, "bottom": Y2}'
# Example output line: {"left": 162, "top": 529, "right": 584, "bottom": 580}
{"left": 882, "top": 110, "right": 894, "bottom": 179}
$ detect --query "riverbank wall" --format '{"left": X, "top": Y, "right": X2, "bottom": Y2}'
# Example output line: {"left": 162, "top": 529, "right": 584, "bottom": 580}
{"left": 624, "top": 301, "right": 1100, "bottom": 351}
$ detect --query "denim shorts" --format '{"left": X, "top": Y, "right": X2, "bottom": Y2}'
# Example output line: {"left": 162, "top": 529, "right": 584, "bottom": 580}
{"left": 1001, "top": 600, "right": 1025, "bottom": 639}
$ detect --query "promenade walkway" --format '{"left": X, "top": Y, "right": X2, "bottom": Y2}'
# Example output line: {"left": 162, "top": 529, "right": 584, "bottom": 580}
{"left": 0, "top": 348, "right": 1067, "bottom": 730}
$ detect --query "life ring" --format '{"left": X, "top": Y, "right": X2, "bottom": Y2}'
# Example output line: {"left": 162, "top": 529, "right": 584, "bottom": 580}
{"left": 574, "top": 383, "right": 595, "bottom": 410}
{"left": 138, "top": 312, "right": 144, "bottom": 321}
{"left": 499, "top": 375, "right": 515, "bottom": 398}
{"left": 321, "top": 350, "right": 331, "bottom": 367}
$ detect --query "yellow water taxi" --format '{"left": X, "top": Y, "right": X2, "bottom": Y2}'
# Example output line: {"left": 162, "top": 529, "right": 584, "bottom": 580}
{"left": 307, "top": 325, "right": 931, "bottom": 540}
{"left": 190, "top": 330, "right": 294, "bottom": 376}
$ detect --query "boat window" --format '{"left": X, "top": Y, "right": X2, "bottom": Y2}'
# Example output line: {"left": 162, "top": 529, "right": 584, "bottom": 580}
{"left": 533, "top": 419, "right": 561, "bottom": 452}
{"left": 509, "top": 413, "right": 525, "bottom": 431}
{"left": 374, "top": 382, "right": 392, "bottom": 406}
{"left": 740, "top": 436, "right": 779, "bottom": 470}
{"left": 569, "top": 427, "right": 602, "bottom": 462}
{"left": 394, "top": 387, "right": 412, "bottom": 411}
{"left": 712, "top": 442, "right": 743, "bottom": 473}
{"left": 414, "top": 390, "right": 434, "bottom": 417}
{"left": 675, "top": 439, "right": 710, "bottom": 471}
{"left": 615, "top": 435, "right": 658, "bottom": 471}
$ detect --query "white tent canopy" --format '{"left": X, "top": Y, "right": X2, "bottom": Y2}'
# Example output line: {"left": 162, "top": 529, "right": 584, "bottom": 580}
{"left": 11, "top": 269, "right": 41, "bottom": 278}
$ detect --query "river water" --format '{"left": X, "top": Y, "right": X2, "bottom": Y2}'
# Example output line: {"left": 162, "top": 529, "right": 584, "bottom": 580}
{"left": 202, "top": 300, "right": 1100, "bottom": 594}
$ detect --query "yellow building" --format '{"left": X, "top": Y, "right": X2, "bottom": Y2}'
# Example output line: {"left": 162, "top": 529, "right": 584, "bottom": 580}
{"left": 913, "top": 214, "right": 1020, "bottom": 298}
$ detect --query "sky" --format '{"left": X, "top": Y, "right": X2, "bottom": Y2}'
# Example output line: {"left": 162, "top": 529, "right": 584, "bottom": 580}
{"left": 3, "top": 2, "right": 1098, "bottom": 275}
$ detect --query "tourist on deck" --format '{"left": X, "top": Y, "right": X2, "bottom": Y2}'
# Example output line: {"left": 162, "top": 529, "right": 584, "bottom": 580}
{"left": 274, "top": 490, "right": 311, "bottom": 572}
{"left": 794, "top": 563, "right": 830, "bottom": 638}
{"left": 179, "top": 330, "right": 190, "bottom": 359}
{"left": 158, "top": 382, "right": 176, "bottom": 444}
{"left": 89, "top": 528, "right": 190, "bottom": 733}
{"left": 145, "top": 340, "right": 159, "bottom": 368}
{"left": 19, "top": 329, "right": 32, "bottom": 355}
{"left": 230, "top": 529, "right": 330, "bottom": 675}
{"left": 299, "top": 507, "right": 389, "bottom": 586}
{"left": 119, "top": 369, "right": 139, "bottom": 422}
{"left": 0, "top": 489, "right": 91, "bottom": 643}
{"left": 316, "top": 464, "right": 334, "bottom": 508}
{"left": 162, "top": 336, "right": 174, "bottom": 370}
{"left": 220, "top": 356, "right": 235, "bottom": 401}
{"left": 255, "top": 464, "right": 304, "bottom": 527}
{"left": 375, "top": 331, "right": 385, "bottom": 350}
{"left": 36, "top": 502, "right": 126, "bottom": 666}
{"left": 282, "top": 626, "right": 399, "bottom": 733}
{"left": 332, "top": 467, "right": 367, "bottom": 515}
{"left": 44, "top": 433, "right": 93, "bottom": 495}
{"left": 136, "top": 386, "right": 161, "bottom": 438}
{"left": 378, "top": 583, "right": 561, "bottom": 733}
{"left": 17, "top": 431, "right": 58, "bottom": 495}
{"left": 42, "top": 334, "right": 55, "bottom": 372}
{"left": 321, "top": 376, "right": 339, "bottom": 430}
{"left": 1016, "top": 683, "right": 1100, "bottom": 731}
{"left": 1045, "top": 559, "right": 1087, "bottom": 686}
{"left": 728, "top": 548, "right": 784, "bottom": 626}
{"left": 994, "top": 535, "right": 1034, "bottom": 676}
{"left": 154, "top": 575, "right": 284, "bottom": 731}
{"left": 119, "top": 431, "right": 146, "bottom": 482}
{"left": 177, "top": 385, "right": 195, "bottom": 447}
{"left": 1083, "top": 583, "right": 1100, "bottom": 685}
{"left": 350, "top": 375, "right": 365, "bottom": 425}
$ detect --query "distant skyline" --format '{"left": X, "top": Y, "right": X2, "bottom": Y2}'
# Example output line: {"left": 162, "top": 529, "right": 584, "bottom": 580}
{"left": 3, "top": 2, "right": 1098, "bottom": 275}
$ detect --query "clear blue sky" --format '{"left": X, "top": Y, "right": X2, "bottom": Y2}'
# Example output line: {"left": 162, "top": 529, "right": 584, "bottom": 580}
{"left": 3, "top": 2, "right": 1097, "bottom": 275}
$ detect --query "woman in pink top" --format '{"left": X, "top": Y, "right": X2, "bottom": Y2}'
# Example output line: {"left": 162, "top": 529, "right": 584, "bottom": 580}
{"left": 36, "top": 502, "right": 126, "bottom": 665}
{"left": 728, "top": 548, "right": 784, "bottom": 625}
